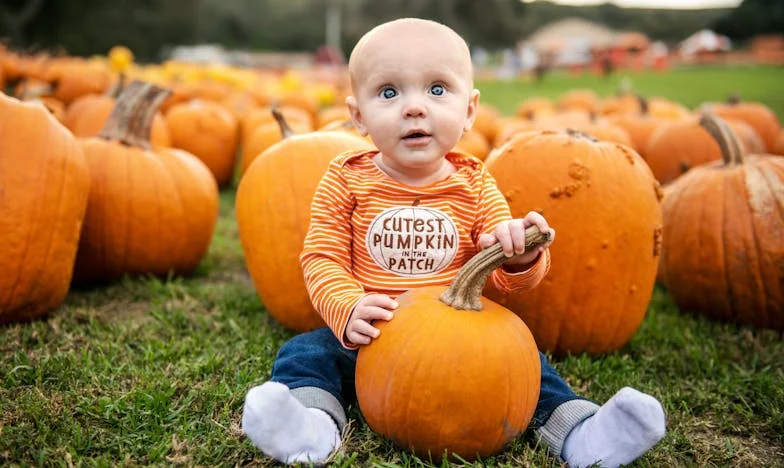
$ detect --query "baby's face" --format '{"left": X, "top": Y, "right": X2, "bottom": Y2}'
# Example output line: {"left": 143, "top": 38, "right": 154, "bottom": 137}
{"left": 347, "top": 21, "right": 479, "bottom": 180}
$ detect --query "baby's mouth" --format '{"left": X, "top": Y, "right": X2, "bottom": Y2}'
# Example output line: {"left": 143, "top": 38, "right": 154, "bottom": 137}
{"left": 403, "top": 130, "right": 432, "bottom": 141}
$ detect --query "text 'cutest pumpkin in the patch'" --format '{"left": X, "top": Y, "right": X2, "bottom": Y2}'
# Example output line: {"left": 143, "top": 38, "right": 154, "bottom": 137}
{"left": 365, "top": 205, "right": 459, "bottom": 276}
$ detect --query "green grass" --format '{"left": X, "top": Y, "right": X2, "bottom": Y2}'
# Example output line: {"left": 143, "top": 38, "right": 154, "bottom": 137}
{"left": 478, "top": 65, "right": 784, "bottom": 121}
{"left": 2, "top": 65, "right": 784, "bottom": 467}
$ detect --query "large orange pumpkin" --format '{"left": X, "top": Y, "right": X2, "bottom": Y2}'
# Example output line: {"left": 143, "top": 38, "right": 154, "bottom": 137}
{"left": 356, "top": 231, "right": 546, "bottom": 462}
{"left": 484, "top": 129, "right": 663, "bottom": 355}
{"left": 0, "top": 93, "right": 91, "bottom": 323}
{"left": 659, "top": 113, "right": 783, "bottom": 331}
{"left": 236, "top": 128, "right": 373, "bottom": 332}
{"left": 73, "top": 81, "right": 219, "bottom": 284}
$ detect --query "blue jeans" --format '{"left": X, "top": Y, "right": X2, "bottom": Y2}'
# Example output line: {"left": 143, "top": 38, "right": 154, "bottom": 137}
{"left": 270, "top": 327, "right": 595, "bottom": 442}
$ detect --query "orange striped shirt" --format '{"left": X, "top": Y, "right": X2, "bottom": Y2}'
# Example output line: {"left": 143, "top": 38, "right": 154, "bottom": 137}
{"left": 301, "top": 150, "right": 550, "bottom": 348}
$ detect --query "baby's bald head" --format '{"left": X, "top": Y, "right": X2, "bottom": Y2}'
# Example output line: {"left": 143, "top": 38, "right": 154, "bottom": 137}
{"left": 348, "top": 18, "right": 473, "bottom": 93}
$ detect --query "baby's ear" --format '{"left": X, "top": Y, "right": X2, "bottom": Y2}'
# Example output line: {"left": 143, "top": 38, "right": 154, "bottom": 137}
{"left": 346, "top": 96, "right": 369, "bottom": 136}
{"left": 464, "top": 89, "right": 481, "bottom": 132}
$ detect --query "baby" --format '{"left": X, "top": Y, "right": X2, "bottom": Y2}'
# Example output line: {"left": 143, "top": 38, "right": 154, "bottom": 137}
{"left": 241, "top": 18, "right": 666, "bottom": 467}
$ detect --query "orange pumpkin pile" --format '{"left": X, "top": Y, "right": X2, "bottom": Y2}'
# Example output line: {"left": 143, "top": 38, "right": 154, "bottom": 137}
{"left": 73, "top": 80, "right": 219, "bottom": 284}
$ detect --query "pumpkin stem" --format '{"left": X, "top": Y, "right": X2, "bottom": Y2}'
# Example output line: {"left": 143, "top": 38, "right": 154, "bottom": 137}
{"left": 105, "top": 73, "right": 126, "bottom": 99}
{"left": 636, "top": 94, "right": 649, "bottom": 116}
{"left": 566, "top": 128, "right": 598, "bottom": 142}
{"left": 699, "top": 112, "right": 745, "bottom": 166}
{"left": 439, "top": 226, "right": 552, "bottom": 311}
{"left": 98, "top": 80, "right": 170, "bottom": 149}
{"left": 98, "top": 80, "right": 147, "bottom": 146}
{"left": 271, "top": 106, "right": 296, "bottom": 139}
{"left": 727, "top": 93, "right": 741, "bottom": 105}
{"left": 133, "top": 83, "right": 171, "bottom": 149}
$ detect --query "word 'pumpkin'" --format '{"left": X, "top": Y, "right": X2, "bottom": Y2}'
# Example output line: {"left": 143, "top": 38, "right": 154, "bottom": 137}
{"left": 484, "top": 129, "right": 663, "bottom": 356}
{"left": 236, "top": 112, "right": 374, "bottom": 332}
{"left": 73, "top": 80, "right": 219, "bottom": 284}
{"left": 356, "top": 227, "right": 547, "bottom": 462}
{"left": 659, "top": 113, "right": 783, "bottom": 331}
{"left": 0, "top": 93, "right": 91, "bottom": 323}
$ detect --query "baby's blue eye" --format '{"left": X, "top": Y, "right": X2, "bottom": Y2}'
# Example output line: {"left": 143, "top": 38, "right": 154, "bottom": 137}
{"left": 381, "top": 88, "right": 397, "bottom": 99}
{"left": 430, "top": 84, "right": 445, "bottom": 96}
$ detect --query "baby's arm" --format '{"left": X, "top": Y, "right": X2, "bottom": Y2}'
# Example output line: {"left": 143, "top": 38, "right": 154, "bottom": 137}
{"left": 300, "top": 161, "right": 371, "bottom": 348}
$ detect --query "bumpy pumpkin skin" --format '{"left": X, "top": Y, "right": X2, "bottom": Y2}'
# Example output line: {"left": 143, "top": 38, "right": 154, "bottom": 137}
{"left": 236, "top": 131, "right": 373, "bottom": 332}
{"left": 484, "top": 130, "right": 663, "bottom": 356}
{"left": 660, "top": 116, "right": 784, "bottom": 331}
{"left": 356, "top": 286, "right": 541, "bottom": 462}
{"left": 0, "top": 94, "right": 91, "bottom": 323}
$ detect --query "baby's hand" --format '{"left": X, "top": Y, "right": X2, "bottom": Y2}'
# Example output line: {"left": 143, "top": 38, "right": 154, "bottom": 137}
{"left": 478, "top": 211, "right": 555, "bottom": 267}
{"left": 345, "top": 294, "right": 398, "bottom": 346}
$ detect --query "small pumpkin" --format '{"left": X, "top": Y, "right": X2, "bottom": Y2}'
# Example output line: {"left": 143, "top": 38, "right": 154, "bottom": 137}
{"left": 659, "top": 113, "right": 783, "bottom": 331}
{"left": 645, "top": 115, "right": 767, "bottom": 185}
{"left": 484, "top": 129, "right": 663, "bottom": 355}
{"left": 454, "top": 129, "right": 490, "bottom": 161}
{"left": 236, "top": 124, "right": 374, "bottom": 332}
{"left": 73, "top": 80, "right": 219, "bottom": 284}
{"left": 166, "top": 99, "right": 239, "bottom": 187}
{"left": 0, "top": 92, "right": 91, "bottom": 323}
{"left": 704, "top": 94, "right": 781, "bottom": 152}
{"left": 63, "top": 77, "right": 171, "bottom": 147}
{"left": 356, "top": 230, "right": 546, "bottom": 462}
{"left": 239, "top": 109, "right": 313, "bottom": 176}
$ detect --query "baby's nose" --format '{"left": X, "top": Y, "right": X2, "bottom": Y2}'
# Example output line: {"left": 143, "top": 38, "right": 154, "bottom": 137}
{"left": 403, "top": 98, "right": 426, "bottom": 118}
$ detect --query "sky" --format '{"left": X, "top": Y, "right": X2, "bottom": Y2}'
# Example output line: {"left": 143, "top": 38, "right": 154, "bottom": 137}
{"left": 522, "top": 0, "right": 742, "bottom": 8}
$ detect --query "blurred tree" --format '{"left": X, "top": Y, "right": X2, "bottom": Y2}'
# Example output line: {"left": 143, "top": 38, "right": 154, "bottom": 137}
{"left": 0, "top": 0, "right": 753, "bottom": 60}
{"left": 713, "top": 0, "right": 784, "bottom": 41}
{"left": 0, "top": 0, "right": 44, "bottom": 47}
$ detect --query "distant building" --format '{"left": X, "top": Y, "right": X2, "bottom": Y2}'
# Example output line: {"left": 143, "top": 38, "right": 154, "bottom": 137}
{"left": 678, "top": 29, "right": 731, "bottom": 62}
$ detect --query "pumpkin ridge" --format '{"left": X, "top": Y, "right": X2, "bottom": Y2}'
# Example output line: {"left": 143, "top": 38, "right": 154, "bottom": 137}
{"left": 380, "top": 301, "right": 433, "bottom": 441}
{"left": 719, "top": 174, "right": 737, "bottom": 324}
{"left": 745, "top": 164, "right": 777, "bottom": 327}
{"left": 605, "top": 145, "right": 651, "bottom": 352}
{"left": 397, "top": 305, "right": 441, "bottom": 454}
{"left": 5, "top": 116, "right": 55, "bottom": 307}
{"left": 25, "top": 130, "right": 73, "bottom": 303}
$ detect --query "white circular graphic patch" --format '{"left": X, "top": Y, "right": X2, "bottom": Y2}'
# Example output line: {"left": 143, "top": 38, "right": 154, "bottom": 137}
{"left": 366, "top": 205, "right": 459, "bottom": 276}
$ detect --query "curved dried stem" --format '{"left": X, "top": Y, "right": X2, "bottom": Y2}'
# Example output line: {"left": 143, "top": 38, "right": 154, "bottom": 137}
{"left": 439, "top": 225, "right": 552, "bottom": 311}
{"left": 271, "top": 106, "right": 296, "bottom": 139}
{"left": 699, "top": 112, "right": 745, "bottom": 166}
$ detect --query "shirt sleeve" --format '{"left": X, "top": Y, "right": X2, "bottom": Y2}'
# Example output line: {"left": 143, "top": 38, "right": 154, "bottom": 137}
{"left": 300, "top": 161, "right": 367, "bottom": 349}
{"left": 471, "top": 165, "right": 551, "bottom": 293}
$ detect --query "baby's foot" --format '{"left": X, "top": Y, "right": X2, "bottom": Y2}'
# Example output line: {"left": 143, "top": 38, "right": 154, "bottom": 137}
{"left": 241, "top": 382, "right": 340, "bottom": 464}
{"left": 562, "top": 387, "right": 666, "bottom": 467}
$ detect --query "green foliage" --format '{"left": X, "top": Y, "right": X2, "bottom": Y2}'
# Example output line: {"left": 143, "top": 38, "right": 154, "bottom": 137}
{"left": 713, "top": 0, "right": 784, "bottom": 41}
{"left": 1, "top": 66, "right": 783, "bottom": 466}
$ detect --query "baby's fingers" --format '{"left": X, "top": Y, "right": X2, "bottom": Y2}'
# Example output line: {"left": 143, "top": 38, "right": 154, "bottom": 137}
{"left": 359, "top": 306, "right": 395, "bottom": 323}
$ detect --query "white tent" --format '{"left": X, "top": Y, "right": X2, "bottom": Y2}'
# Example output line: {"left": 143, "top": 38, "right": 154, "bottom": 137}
{"left": 679, "top": 29, "right": 732, "bottom": 57}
